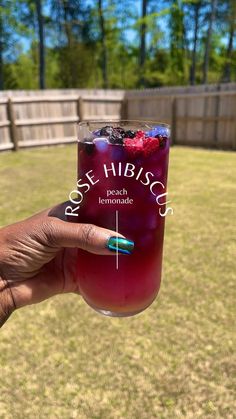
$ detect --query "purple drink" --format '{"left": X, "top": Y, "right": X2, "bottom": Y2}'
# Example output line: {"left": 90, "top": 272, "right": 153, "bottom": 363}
{"left": 75, "top": 121, "right": 170, "bottom": 317}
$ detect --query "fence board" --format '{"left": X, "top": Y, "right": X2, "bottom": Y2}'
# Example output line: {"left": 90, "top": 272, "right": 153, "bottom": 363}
{"left": 16, "top": 116, "right": 79, "bottom": 126}
{"left": 18, "top": 137, "right": 76, "bottom": 148}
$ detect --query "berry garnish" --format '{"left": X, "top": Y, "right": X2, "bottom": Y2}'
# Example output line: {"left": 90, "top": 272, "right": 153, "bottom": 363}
{"left": 124, "top": 135, "right": 160, "bottom": 156}
{"left": 155, "top": 134, "right": 167, "bottom": 148}
{"left": 98, "top": 126, "right": 125, "bottom": 144}
{"left": 113, "top": 127, "right": 126, "bottom": 138}
{"left": 109, "top": 134, "right": 124, "bottom": 145}
{"left": 94, "top": 126, "right": 166, "bottom": 151}
{"left": 124, "top": 130, "right": 135, "bottom": 139}
{"left": 143, "top": 137, "right": 160, "bottom": 156}
{"left": 100, "top": 126, "right": 114, "bottom": 136}
{"left": 84, "top": 142, "right": 95, "bottom": 155}
{"left": 124, "top": 137, "right": 144, "bottom": 156}
{"left": 135, "top": 130, "right": 145, "bottom": 138}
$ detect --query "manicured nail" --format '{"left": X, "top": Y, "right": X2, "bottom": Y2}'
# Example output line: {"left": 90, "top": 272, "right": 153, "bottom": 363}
{"left": 107, "top": 236, "right": 134, "bottom": 255}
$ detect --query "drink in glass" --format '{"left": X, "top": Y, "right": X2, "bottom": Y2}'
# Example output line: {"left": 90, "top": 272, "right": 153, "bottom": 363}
{"left": 74, "top": 120, "right": 170, "bottom": 317}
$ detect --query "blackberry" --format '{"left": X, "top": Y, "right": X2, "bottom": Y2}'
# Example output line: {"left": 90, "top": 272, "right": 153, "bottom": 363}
{"left": 100, "top": 126, "right": 114, "bottom": 136}
{"left": 109, "top": 134, "right": 124, "bottom": 145}
{"left": 155, "top": 135, "right": 167, "bottom": 148}
{"left": 99, "top": 125, "right": 125, "bottom": 144}
{"left": 84, "top": 142, "right": 95, "bottom": 155}
{"left": 113, "top": 127, "right": 126, "bottom": 138}
{"left": 124, "top": 130, "right": 135, "bottom": 139}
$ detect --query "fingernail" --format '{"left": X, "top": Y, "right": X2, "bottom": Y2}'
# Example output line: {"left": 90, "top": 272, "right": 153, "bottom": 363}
{"left": 107, "top": 237, "right": 134, "bottom": 255}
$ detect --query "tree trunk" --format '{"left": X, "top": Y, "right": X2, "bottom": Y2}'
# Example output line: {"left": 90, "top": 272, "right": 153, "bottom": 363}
{"left": 62, "top": 0, "right": 72, "bottom": 48}
{"left": 222, "top": 25, "right": 234, "bottom": 82}
{"left": 140, "top": 0, "right": 147, "bottom": 87}
{"left": 98, "top": 0, "right": 108, "bottom": 89}
{"left": 202, "top": 0, "right": 217, "bottom": 84}
{"left": 35, "top": 0, "right": 45, "bottom": 89}
{"left": 190, "top": 2, "right": 200, "bottom": 85}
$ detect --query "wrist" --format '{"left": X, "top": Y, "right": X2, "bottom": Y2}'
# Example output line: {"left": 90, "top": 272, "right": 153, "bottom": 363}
{"left": 0, "top": 277, "right": 15, "bottom": 328}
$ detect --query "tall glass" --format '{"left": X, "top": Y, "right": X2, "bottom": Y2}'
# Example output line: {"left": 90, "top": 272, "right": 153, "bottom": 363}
{"left": 75, "top": 120, "right": 170, "bottom": 317}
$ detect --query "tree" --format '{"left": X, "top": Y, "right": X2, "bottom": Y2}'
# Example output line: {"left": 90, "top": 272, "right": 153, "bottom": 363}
{"left": 169, "top": 0, "right": 186, "bottom": 84}
{"left": 0, "top": 1, "right": 3, "bottom": 90}
{"left": 1, "top": 0, "right": 235, "bottom": 90}
{"left": 222, "top": 0, "right": 236, "bottom": 82}
{"left": 50, "top": 0, "right": 95, "bottom": 88}
{"left": 189, "top": 0, "right": 202, "bottom": 85}
{"left": 139, "top": 0, "right": 148, "bottom": 86}
{"left": 35, "top": 0, "right": 45, "bottom": 89}
{"left": 0, "top": 0, "right": 20, "bottom": 90}
{"left": 98, "top": 0, "right": 108, "bottom": 88}
{"left": 202, "top": 0, "right": 217, "bottom": 84}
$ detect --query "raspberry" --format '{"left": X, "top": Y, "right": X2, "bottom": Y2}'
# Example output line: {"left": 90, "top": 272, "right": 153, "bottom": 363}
{"left": 143, "top": 137, "right": 160, "bottom": 156}
{"left": 124, "top": 137, "right": 144, "bottom": 156}
{"left": 135, "top": 130, "right": 145, "bottom": 138}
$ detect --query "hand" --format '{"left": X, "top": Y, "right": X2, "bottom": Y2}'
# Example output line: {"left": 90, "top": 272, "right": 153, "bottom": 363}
{"left": 0, "top": 202, "right": 121, "bottom": 327}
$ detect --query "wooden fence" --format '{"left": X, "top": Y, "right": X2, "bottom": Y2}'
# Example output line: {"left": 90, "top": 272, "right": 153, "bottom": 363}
{"left": 0, "top": 84, "right": 235, "bottom": 151}
{"left": 0, "top": 90, "right": 124, "bottom": 151}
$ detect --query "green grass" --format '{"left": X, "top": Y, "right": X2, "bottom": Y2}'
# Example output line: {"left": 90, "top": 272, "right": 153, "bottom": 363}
{"left": 0, "top": 145, "right": 235, "bottom": 419}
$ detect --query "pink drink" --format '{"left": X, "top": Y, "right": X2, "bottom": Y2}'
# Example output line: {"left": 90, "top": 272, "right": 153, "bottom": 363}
{"left": 76, "top": 121, "right": 170, "bottom": 317}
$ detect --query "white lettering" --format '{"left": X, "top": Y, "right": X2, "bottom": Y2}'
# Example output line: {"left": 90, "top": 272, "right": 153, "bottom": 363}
{"left": 150, "top": 180, "right": 165, "bottom": 196}
{"left": 159, "top": 206, "right": 174, "bottom": 217}
{"left": 103, "top": 163, "right": 116, "bottom": 177}
{"left": 141, "top": 171, "right": 154, "bottom": 186}
{"left": 124, "top": 163, "right": 135, "bottom": 177}
{"left": 65, "top": 205, "right": 79, "bottom": 217}
{"left": 69, "top": 189, "right": 83, "bottom": 205}
{"left": 85, "top": 169, "right": 99, "bottom": 185}
{"left": 156, "top": 192, "right": 171, "bottom": 205}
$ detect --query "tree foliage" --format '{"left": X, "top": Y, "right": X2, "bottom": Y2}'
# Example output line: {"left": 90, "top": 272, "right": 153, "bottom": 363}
{"left": 0, "top": 0, "right": 235, "bottom": 90}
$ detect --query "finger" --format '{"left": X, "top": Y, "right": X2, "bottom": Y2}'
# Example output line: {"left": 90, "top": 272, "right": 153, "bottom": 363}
{"left": 44, "top": 219, "right": 134, "bottom": 255}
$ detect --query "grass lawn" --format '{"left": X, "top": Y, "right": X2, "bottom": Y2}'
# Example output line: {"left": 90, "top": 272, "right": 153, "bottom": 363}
{"left": 0, "top": 145, "right": 235, "bottom": 418}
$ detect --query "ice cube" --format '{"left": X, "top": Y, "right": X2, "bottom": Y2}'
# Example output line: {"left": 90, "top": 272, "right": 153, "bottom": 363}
{"left": 93, "top": 137, "right": 109, "bottom": 152}
{"left": 146, "top": 126, "right": 170, "bottom": 138}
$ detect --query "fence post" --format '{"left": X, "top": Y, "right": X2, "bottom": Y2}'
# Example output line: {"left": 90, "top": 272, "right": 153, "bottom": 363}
{"left": 7, "top": 98, "right": 19, "bottom": 151}
{"left": 121, "top": 97, "right": 128, "bottom": 120}
{"left": 77, "top": 96, "right": 84, "bottom": 121}
{"left": 213, "top": 84, "right": 221, "bottom": 148}
{"left": 171, "top": 97, "right": 177, "bottom": 145}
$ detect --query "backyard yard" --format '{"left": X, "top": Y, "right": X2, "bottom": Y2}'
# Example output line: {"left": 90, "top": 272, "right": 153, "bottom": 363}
{"left": 0, "top": 145, "right": 235, "bottom": 418}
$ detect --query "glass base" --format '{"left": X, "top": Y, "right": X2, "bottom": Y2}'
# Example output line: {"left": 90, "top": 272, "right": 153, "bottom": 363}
{"left": 94, "top": 307, "right": 146, "bottom": 318}
{"left": 83, "top": 297, "right": 156, "bottom": 317}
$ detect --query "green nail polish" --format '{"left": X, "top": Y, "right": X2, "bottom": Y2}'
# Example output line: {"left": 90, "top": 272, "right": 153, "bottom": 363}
{"left": 107, "top": 237, "right": 134, "bottom": 255}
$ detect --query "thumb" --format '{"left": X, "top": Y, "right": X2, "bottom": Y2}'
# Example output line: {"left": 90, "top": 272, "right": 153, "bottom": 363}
{"left": 45, "top": 219, "right": 134, "bottom": 255}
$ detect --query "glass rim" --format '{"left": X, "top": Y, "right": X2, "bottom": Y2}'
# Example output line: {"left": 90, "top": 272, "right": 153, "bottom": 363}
{"left": 78, "top": 119, "right": 170, "bottom": 129}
